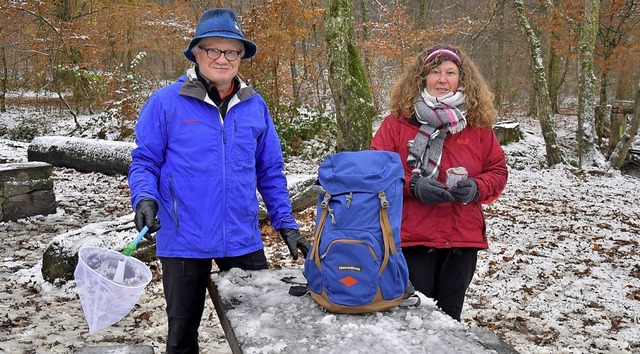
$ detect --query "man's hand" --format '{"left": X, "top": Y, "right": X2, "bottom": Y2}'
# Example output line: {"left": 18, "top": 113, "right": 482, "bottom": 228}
{"left": 134, "top": 199, "right": 161, "bottom": 234}
{"left": 278, "top": 228, "right": 310, "bottom": 260}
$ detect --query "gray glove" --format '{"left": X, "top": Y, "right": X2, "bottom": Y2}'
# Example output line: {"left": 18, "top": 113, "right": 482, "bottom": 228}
{"left": 278, "top": 228, "right": 310, "bottom": 260}
{"left": 410, "top": 174, "right": 454, "bottom": 204}
{"left": 134, "top": 199, "right": 161, "bottom": 235}
{"left": 449, "top": 178, "right": 479, "bottom": 203}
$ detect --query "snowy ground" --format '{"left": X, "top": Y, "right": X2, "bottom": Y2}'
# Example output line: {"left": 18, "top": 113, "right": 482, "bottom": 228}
{"left": 1, "top": 105, "right": 639, "bottom": 353}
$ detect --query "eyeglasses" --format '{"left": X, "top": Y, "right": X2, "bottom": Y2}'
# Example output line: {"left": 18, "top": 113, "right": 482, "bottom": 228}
{"left": 198, "top": 46, "right": 241, "bottom": 61}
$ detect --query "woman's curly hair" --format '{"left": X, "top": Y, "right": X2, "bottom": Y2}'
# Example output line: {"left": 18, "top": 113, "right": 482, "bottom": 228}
{"left": 388, "top": 45, "right": 496, "bottom": 128}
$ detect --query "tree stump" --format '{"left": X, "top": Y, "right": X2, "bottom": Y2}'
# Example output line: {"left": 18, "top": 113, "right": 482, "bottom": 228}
{"left": 493, "top": 121, "right": 523, "bottom": 145}
{"left": 608, "top": 100, "right": 635, "bottom": 152}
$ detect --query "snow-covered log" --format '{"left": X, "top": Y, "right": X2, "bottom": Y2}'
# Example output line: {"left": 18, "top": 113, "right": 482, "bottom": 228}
{"left": 27, "top": 136, "right": 134, "bottom": 175}
{"left": 259, "top": 174, "right": 317, "bottom": 222}
{"left": 26, "top": 136, "right": 318, "bottom": 221}
{"left": 40, "top": 214, "right": 153, "bottom": 283}
{"left": 42, "top": 175, "right": 318, "bottom": 282}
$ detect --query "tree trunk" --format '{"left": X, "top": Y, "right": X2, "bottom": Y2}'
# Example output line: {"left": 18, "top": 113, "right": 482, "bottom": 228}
{"left": 0, "top": 43, "right": 6, "bottom": 112}
{"left": 546, "top": 3, "right": 568, "bottom": 115}
{"left": 493, "top": 0, "right": 505, "bottom": 114}
{"left": 417, "top": 0, "right": 429, "bottom": 29}
{"left": 547, "top": 43, "right": 562, "bottom": 114}
{"left": 325, "top": 0, "right": 375, "bottom": 152}
{"left": 609, "top": 81, "right": 640, "bottom": 169}
{"left": 357, "top": 0, "right": 375, "bottom": 109}
{"left": 514, "top": 0, "right": 563, "bottom": 166}
{"left": 290, "top": 40, "right": 301, "bottom": 105}
{"left": 596, "top": 71, "right": 610, "bottom": 145}
{"left": 576, "top": 0, "right": 604, "bottom": 168}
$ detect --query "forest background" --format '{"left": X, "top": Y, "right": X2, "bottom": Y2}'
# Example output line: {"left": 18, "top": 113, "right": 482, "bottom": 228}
{"left": 1, "top": 0, "right": 639, "bottom": 168}
{"left": 1, "top": 1, "right": 640, "bottom": 352}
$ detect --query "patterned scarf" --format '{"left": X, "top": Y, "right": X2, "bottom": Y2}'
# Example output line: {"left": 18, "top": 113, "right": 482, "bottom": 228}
{"left": 407, "top": 89, "right": 467, "bottom": 178}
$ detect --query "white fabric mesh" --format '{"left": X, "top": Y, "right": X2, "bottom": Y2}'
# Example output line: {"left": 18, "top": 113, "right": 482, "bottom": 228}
{"left": 74, "top": 246, "right": 152, "bottom": 334}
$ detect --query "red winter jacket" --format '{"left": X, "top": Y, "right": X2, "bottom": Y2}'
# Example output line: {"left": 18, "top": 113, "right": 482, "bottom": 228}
{"left": 371, "top": 114, "right": 508, "bottom": 249}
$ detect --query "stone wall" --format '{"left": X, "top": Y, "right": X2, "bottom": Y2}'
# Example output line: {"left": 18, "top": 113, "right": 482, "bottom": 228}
{"left": 0, "top": 162, "right": 56, "bottom": 222}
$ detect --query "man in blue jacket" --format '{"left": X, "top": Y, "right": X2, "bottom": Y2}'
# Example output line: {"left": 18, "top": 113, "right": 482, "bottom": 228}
{"left": 128, "top": 8, "right": 310, "bottom": 353}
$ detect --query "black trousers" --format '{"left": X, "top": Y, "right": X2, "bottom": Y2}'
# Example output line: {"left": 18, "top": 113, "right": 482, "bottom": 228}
{"left": 402, "top": 246, "right": 478, "bottom": 321}
{"left": 160, "top": 249, "right": 268, "bottom": 354}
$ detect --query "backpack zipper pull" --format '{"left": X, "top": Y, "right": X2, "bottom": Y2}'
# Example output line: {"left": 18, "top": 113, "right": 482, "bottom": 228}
{"left": 346, "top": 192, "right": 353, "bottom": 208}
{"left": 327, "top": 206, "right": 336, "bottom": 224}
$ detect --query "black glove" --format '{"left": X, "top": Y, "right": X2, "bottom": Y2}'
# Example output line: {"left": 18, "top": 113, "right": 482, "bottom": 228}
{"left": 134, "top": 199, "right": 161, "bottom": 235}
{"left": 410, "top": 174, "right": 454, "bottom": 204}
{"left": 449, "top": 178, "right": 479, "bottom": 203}
{"left": 278, "top": 228, "right": 310, "bottom": 261}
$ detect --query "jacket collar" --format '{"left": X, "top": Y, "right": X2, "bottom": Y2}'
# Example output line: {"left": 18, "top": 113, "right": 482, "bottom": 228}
{"left": 179, "top": 67, "right": 256, "bottom": 105}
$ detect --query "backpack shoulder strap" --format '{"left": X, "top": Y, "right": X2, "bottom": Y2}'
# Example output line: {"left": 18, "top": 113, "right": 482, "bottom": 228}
{"left": 377, "top": 191, "right": 396, "bottom": 274}
{"left": 311, "top": 192, "right": 332, "bottom": 270}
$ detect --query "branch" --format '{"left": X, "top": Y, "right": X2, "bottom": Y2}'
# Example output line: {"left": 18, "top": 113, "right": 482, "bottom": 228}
{"left": 16, "top": 7, "right": 60, "bottom": 35}
{"left": 54, "top": 89, "right": 82, "bottom": 133}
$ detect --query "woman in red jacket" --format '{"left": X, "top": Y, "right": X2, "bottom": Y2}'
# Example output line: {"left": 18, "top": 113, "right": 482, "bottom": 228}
{"left": 371, "top": 44, "right": 508, "bottom": 321}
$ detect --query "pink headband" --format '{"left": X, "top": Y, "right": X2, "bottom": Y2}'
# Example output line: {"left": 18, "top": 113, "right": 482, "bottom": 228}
{"left": 424, "top": 49, "right": 461, "bottom": 65}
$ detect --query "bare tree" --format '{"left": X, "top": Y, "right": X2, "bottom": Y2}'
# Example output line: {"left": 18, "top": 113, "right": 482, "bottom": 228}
{"left": 325, "top": 0, "right": 375, "bottom": 151}
{"left": 493, "top": 0, "right": 506, "bottom": 114}
{"left": 576, "top": 0, "right": 605, "bottom": 168}
{"left": 0, "top": 39, "right": 6, "bottom": 113}
{"left": 514, "top": 0, "right": 563, "bottom": 166}
{"left": 545, "top": 1, "right": 573, "bottom": 114}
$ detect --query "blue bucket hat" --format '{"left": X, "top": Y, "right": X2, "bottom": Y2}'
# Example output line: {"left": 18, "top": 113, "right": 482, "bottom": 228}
{"left": 183, "top": 8, "right": 257, "bottom": 62}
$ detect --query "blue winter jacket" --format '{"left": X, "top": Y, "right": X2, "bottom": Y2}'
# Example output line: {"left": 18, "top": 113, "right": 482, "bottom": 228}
{"left": 128, "top": 68, "right": 298, "bottom": 258}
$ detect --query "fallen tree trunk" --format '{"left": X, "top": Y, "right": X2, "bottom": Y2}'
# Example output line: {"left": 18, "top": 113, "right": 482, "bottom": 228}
{"left": 29, "top": 136, "right": 320, "bottom": 282}
{"left": 28, "top": 136, "right": 134, "bottom": 175}
{"left": 42, "top": 174, "right": 318, "bottom": 282}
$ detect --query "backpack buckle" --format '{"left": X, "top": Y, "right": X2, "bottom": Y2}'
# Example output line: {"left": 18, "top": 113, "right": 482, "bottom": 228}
{"left": 320, "top": 192, "right": 331, "bottom": 208}
{"left": 378, "top": 192, "right": 389, "bottom": 208}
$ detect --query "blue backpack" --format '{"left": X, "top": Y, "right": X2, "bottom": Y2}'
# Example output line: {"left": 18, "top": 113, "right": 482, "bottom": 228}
{"left": 303, "top": 150, "right": 410, "bottom": 313}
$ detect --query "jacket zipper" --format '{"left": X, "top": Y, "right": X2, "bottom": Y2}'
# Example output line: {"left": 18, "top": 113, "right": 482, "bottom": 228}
{"left": 220, "top": 107, "right": 228, "bottom": 256}
{"left": 169, "top": 174, "right": 179, "bottom": 228}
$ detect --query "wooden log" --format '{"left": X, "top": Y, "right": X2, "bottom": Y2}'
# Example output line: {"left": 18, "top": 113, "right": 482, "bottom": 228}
{"left": 26, "top": 137, "right": 319, "bottom": 214}
{"left": 259, "top": 174, "right": 317, "bottom": 222}
{"left": 40, "top": 214, "right": 148, "bottom": 283}
{"left": 42, "top": 175, "right": 317, "bottom": 282}
{"left": 28, "top": 136, "right": 134, "bottom": 175}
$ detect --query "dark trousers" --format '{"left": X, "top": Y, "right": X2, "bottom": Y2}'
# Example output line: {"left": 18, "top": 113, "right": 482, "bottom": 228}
{"left": 160, "top": 249, "right": 268, "bottom": 354}
{"left": 403, "top": 246, "right": 478, "bottom": 321}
